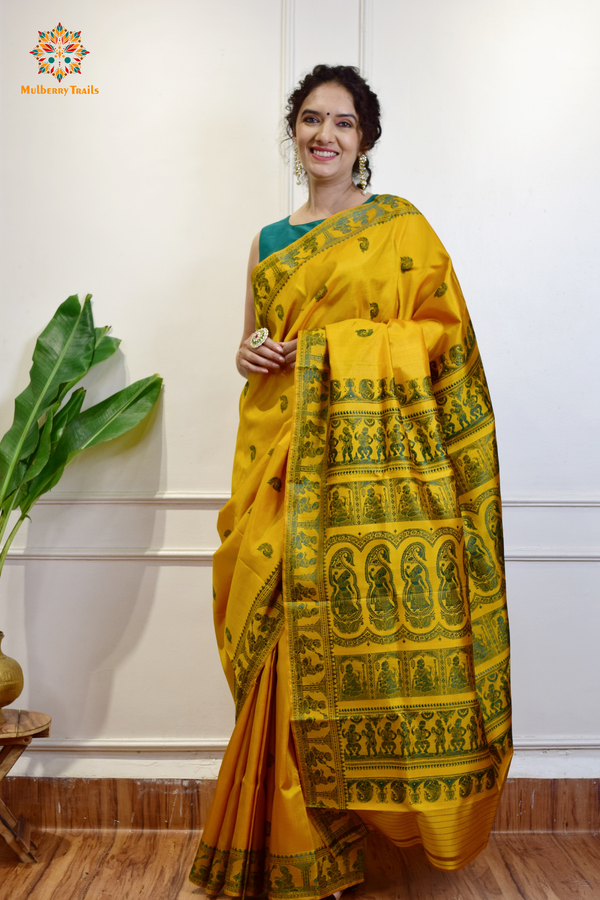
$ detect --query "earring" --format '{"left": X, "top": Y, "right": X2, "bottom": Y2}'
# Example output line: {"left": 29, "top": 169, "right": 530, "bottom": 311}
{"left": 294, "top": 145, "right": 304, "bottom": 186}
{"left": 358, "top": 154, "right": 368, "bottom": 194}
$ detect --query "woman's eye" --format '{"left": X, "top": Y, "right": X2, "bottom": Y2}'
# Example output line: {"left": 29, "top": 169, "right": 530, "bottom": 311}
{"left": 337, "top": 121, "right": 352, "bottom": 127}
{"left": 304, "top": 116, "right": 318, "bottom": 124}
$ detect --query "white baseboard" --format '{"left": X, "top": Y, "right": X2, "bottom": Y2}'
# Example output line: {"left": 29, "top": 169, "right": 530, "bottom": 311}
{"left": 27, "top": 738, "right": 230, "bottom": 753}
{"left": 12, "top": 736, "right": 599, "bottom": 780}
{"left": 23, "top": 736, "right": 600, "bottom": 754}
{"left": 12, "top": 746, "right": 600, "bottom": 780}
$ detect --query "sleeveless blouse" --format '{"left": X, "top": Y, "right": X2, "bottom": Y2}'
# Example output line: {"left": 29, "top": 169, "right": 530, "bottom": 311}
{"left": 258, "top": 195, "right": 378, "bottom": 262}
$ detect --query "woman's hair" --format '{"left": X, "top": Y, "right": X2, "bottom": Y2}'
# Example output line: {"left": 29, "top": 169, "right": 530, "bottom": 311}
{"left": 285, "top": 64, "right": 382, "bottom": 189}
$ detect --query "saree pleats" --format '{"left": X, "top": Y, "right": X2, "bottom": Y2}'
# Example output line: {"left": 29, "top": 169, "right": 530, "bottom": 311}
{"left": 190, "top": 646, "right": 275, "bottom": 895}
{"left": 190, "top": 625, "right": 367, "bottom": 898}
{"left": 191, "top": 195, "right": 511, "bottom": 895}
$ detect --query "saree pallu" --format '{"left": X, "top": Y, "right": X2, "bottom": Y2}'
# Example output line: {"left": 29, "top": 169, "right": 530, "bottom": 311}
{"left": 190, "top": 195, "right": 512, "bottom": 898}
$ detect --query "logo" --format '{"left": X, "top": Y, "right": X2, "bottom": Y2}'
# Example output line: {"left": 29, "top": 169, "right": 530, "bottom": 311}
{"left": 30, "top": 22, "right": 89, "bottom": 83}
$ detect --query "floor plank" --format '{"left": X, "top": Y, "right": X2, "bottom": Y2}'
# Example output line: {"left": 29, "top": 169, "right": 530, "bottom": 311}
{"left": 0, "top": 831, "right": 598, "bottom": 900}
{"left": 3, "top": 778, "right": 599, "bottom": 834}
{"left": 0, "top": 830, "right": 201, "bottom": 900}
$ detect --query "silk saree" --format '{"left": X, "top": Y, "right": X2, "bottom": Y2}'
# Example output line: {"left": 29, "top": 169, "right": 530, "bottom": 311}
{"left": 190, "top": 195, "right": 512, "bottom": 898}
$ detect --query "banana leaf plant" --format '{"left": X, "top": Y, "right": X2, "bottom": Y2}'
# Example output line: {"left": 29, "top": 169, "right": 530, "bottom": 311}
{"left": 0, "top": 294, "right": 163, "bottom": 577}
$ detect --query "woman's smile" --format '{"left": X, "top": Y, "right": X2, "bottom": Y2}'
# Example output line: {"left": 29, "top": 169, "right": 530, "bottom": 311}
{"left": 309, "top": 147, "right": 339, "bottom": 159}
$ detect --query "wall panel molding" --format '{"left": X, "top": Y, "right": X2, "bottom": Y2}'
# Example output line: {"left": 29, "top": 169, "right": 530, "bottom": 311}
{"left": 37, "top": 492, "right": 230, "bottom": 507}
{"left": 502, "top": 498, "right": 600, "bottom": 508}
{"left": 6, "top": 494, "right": 597, "bottom": 564}
{"left": 5, "top": 546, "right": 599, "bottom": 563}
{"left": 35, "top": 492, "right": 600, "bottom": 508}
{"left": 280, "top": 0, "right": 296, "bottom": 215}
{"left": 358, "top": 0, "right": 373, "bottom": 80}
{"left": 506, "top": 550, "right": 600, "bottom": 562}
{"left": 5, "top": 548, "right": 214, "bottom": 563}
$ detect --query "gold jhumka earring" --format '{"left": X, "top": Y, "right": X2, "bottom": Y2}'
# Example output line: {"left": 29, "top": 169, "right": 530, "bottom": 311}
{"left": 294, "top": 145, "right": 304, "bottom": 186}
{"left": 358, "top": 154, "right": 368, "bottom": 194}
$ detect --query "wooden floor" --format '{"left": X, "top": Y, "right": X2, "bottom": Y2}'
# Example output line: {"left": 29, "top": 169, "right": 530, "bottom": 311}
{"left": 1, "top": 830, "right": 599, "bottom": 900}
{"left": 2, "top": 778, "right": 599, "bottom": 834}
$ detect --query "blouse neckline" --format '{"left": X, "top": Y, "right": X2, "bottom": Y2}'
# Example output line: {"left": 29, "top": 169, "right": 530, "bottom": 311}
{"left": 288, "top": 194, "right": 378, "bottom": 227}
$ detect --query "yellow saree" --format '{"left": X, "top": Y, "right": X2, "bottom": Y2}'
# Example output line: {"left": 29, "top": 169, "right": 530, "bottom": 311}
{"left": 190, "top": 195, "right": 512, "bottom": 897}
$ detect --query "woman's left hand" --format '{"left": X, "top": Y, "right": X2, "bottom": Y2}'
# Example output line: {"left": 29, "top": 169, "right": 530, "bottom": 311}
{"left": 281, "top": 338, "right": 298, "bottom": 370}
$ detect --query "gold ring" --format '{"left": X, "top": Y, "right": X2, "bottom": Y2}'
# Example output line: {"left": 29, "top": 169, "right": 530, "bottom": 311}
{"left": 250, "top": 327, "right": 269, "bottom": 349}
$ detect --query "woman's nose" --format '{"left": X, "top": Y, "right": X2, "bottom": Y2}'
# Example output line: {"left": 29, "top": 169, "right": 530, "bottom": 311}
{"left": 315, "top": 118, "right": 335, "bottom": 142}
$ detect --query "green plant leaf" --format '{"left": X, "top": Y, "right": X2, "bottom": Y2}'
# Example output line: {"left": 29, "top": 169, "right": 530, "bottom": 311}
{"left": 50, "top": 388, "right": 86, "bottom": 449}
{"left": 91, "top": 326, "right": 121, "bottom": 368}
{"left": 22, "top": 405, "right": 56, "bottom": 483}
{"left": 21, "top": 374, "right": 162, "bottom": 513}
{"left": 21, "top": 421, "right": 40, "bottom": 460}
{"left": 51, "top": 326, "right": 120, "bottom": 410}
{"left": 0, "top": 295, "right": 96, "bottom": 504}
{"left": 0, "top": 463, "right": 25, "bottom": 514}
{"left": 64, "top": 374, "right": 162, "bottom": 452}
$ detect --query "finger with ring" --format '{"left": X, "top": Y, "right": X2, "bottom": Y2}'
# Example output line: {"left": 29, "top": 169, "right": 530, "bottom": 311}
{"left": 250, "top": 328, "right": 269, "bottom": 349}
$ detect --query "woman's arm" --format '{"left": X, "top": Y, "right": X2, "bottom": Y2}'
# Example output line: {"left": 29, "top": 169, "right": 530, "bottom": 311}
{"left": 236, "top": 233, "right": 286, "bottom": 377}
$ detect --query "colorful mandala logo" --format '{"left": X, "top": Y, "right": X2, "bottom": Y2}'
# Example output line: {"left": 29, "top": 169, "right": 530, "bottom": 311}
{"left": 30, "top": 23, "right": 89, "bottom": 83}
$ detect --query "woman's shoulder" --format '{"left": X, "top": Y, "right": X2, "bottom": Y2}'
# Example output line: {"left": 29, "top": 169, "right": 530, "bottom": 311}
{"left": 375, "top": 195, "right": 440, "bottom": 239}
{"left": 259, "top": 215, "right": 290, "bottom": 235}
{"left": 375, "top": 193, "right": 422, "bottom": 215}
{"left": 371, "top": 196, "right": 447, "bottom": 256}
{"left": 257, "top": 216, "right": 295, "bottom": 264}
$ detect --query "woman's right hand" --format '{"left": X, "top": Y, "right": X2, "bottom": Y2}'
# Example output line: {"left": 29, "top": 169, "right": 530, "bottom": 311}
{"left": 236, "top": 336, "right": 286, "bottom": 377}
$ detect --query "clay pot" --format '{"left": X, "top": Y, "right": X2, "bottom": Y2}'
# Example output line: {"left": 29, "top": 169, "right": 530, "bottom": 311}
{"left": 0, "top": 632, "right": 24, "bottom": 725}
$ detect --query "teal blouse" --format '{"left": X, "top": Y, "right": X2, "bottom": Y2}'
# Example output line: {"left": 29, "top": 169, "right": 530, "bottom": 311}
{"left": 259, "top": 195, "right": 378, "bottom": 262}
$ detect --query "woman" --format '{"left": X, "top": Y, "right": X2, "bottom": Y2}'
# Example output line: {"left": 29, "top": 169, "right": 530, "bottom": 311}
{"left": 190, "top": 64, "right": 511, "bottom": 898}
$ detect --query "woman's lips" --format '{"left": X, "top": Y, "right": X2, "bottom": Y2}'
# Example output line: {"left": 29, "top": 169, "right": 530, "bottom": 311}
{"left": 309, "top": 148, "right": 338, "bottom": 160}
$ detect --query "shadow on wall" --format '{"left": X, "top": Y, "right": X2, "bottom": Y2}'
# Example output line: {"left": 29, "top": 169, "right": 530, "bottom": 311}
{"left": 16, "top": 350, "right": 167, "bottom": 757}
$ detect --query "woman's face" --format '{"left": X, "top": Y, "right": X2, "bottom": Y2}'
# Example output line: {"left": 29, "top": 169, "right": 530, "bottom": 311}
{"left": 295, "top": 82, "right": 362, "bottom": 186}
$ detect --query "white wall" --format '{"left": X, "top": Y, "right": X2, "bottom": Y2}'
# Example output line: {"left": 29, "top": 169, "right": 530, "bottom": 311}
{"left": 1, "top": 0, "right": 598, "bottom": 779}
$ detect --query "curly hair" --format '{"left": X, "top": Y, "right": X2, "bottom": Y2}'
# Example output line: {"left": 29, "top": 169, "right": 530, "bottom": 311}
{"left": 285, "top": 64, "right": 382, "bottom": 189}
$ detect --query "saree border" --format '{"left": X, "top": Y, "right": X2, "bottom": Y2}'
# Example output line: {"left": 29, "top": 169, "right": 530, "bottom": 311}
{"left": 284, "top": 319, "right": 511, "bottom": 811}
{"left": 232, "top": 561, "right": 284, "bottom": 717}
{"left": 251, "top": 195, "right": 421, "bottom": 330}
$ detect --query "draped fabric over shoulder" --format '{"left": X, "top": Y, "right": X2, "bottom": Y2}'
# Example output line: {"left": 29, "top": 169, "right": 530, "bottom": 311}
{"left": 190, "top": 195, "right": 512, "bottom": 898}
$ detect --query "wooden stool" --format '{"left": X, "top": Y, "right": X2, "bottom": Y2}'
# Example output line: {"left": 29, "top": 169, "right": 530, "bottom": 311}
{"left": 0, "top": 709, "right": 51, "bottom": 863}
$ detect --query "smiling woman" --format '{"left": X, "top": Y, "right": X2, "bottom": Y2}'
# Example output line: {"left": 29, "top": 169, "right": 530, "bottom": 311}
{"left": 287, "top": 64, "right": 381, "bottom": 212}
{"left": 190, "top": 64, "right": 512, "bottom": 900}
{"left": 293, "top": 84, "right": 364, "bottom": 195}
